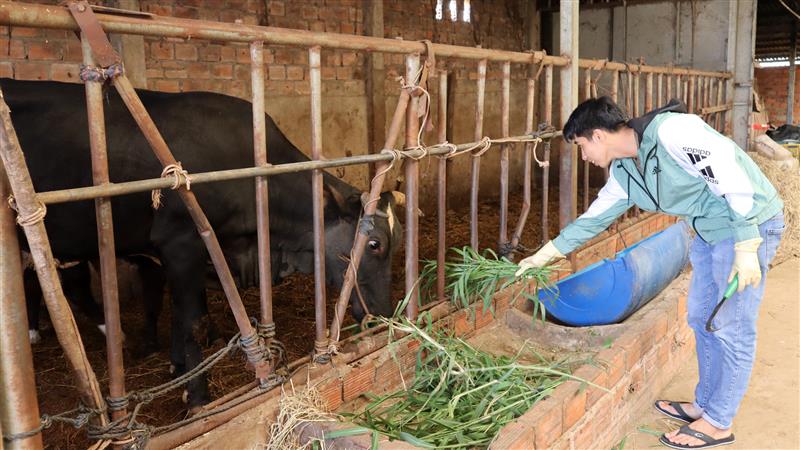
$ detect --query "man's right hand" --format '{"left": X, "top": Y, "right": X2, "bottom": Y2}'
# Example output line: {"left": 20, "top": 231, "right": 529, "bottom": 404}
{"left": 514, "top": 240, "right": 565, "bottom": 277}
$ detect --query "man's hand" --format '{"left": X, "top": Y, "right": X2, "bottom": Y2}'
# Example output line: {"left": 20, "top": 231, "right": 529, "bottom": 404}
{"left": 514, "top": 241, "right": 565, "bottom": 277}
{"left": 728, "top": 238, "right": 763, "bottom": 292}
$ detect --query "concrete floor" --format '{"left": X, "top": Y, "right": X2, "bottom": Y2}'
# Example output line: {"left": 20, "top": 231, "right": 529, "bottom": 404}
{"left": 624, "top": 258, "right": 800, "bottom": 450}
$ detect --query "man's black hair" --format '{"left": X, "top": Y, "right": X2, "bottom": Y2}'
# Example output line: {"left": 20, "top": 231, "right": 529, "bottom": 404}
{"left": 562, "top": 96, "right": 628, "bottom": 143}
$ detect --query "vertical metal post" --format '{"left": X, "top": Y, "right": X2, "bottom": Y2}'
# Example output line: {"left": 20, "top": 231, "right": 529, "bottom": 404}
{"left": 309, "top": 46, "right": 328, "bottom": 356}
{"left": 688, "top": 75, "right": 695, "bottom": 114}
{"left": 559, "top": 0, "right": 579, "bottom": 228}
{"left": 583, "top": 68, "right": 591, "bottom": 212}
{"left": 511, "top": 63, "right": 538, "bottom": 250}
{"left": 81, "top": 35, "right": 127, "bottom": 422}
{"left": 788, "top": 21, "right": 797, "bottom": 124}
{"left": 436, "top": 70, "right": 448, "bottom": 302}
{"left": 676, "top": 74, "right": 682, "bottom": 102}
{"left": 542, "top": 64, "right": 553, "bottom": 242}
{"left": 330, "top": 79, "right": 412, "bottom": 344}
{"left": 0, "top": 164, "right": 42, "bottom": 449}
{"left": 250, "top": 42, "right": 275, "bottom": 338}
{"left": 499, "top": 61, "right": 510, "bottom": 248}
{"left": 470, "top": 59, "right": 487, "bottom": 250}
{"left": 645, "top": 72, "right": 653, "bottom": 112}
{"left": 0, "top": 89, "right": 107, "bottom": 422}
{"left": 404, "top": 53, "right": 421, "bottom": 321}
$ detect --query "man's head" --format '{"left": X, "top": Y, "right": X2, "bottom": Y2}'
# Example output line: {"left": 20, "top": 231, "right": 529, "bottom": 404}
{"left": 563, "top": 96, "right": 631, "bottom": 168}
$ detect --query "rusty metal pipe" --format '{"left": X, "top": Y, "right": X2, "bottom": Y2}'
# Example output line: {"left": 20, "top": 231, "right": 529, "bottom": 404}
{"left": 111, "top": 75, "right": 269, "bottom": 379}
{"left": 542, "top": 65, "right": 553, "bottom": 242}
{"left": 499, "top": 61, "right": 510, "bottom": 249}
{"left": 81, "top": 35, "right": 127, "bottom": 423}
{"left": 404, "top": 53, "right": 421, "bottom": 320}
{"left": 436, "top": 70, "right": 447, "bottom": 302}
{"left": 0, "top": 162, "right": 42, "bottom": 449}
{"left": 583, "top": 68, "right": 591, "bottom": 212}
{"left": 329, "top": 70, "right": 412, "bottom": 344}
{"left": 511, "top": 72, "right": 537, "bottom": 250}
{"left": 250, "top": 42, "right": 275, "bottom": 334}
{"left": 470, "top": 59, "right": 487, "bottom": 250}
{"left": 0, "top": 88, "right": 107, "bottom": 422}
{"left": 0, "top": 1, "right": 566, "bottom": 66}
{"left": 309, "top": 46, "right": 328, "bottom": 354}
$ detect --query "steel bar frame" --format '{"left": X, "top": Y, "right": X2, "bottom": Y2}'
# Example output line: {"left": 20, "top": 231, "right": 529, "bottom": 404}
{"left": 0, "top": 87, "right": 108, "bottom": 426}
{"left": 470, "top": 59, "right": 487, "bottom": 250}
{"left": 499, "top": 61, "right": 511, "bottom": 249}
{"left": 510, "top": 64, "right": 540, "bottom": 251}
{"left": 250, "top": 42, "right": 275, "bottom": 338}
{"left": 0, "top": 159, "right": 42, "bottom": 449}
{"left": 309, "top": 46, "right": 328, "bottom": 356}
{"left": 81, "top": 34, "right": 128, "bottom": 423}
{"left": 542, "top": 65, "right": 553, "bottom": 242}
{"left": 436, "top": 70, "right": 447, "bottom": 302}
{"left": 0, "top": 2, "right": 737, "bottom": 447}
{"left": 403, "top": 53, "right": 421, "bottom": 320}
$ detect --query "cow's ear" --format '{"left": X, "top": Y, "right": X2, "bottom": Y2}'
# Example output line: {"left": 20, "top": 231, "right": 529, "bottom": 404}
{"left": 323, "top": 183, "right": 361, "bottom": 220}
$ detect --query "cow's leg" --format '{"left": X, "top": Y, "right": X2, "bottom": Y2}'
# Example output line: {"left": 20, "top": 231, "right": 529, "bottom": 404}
{"left": 129, "top": 255, "right": 165, "bottom": 357}
{"left": 154, "top": 227, "right": 211, "bottom": 408}
{"left": 23, "top": 268, "right": 42, "bottom": 344}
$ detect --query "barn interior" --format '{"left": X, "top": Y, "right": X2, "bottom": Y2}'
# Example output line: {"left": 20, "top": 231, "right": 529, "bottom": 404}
{"left": 0, "top": 1, "right": 797, "bottom": 449}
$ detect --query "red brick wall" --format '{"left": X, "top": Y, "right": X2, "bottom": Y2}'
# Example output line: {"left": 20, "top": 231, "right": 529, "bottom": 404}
{"left": 755, "top": 67, "right": 800, "bottom": 126}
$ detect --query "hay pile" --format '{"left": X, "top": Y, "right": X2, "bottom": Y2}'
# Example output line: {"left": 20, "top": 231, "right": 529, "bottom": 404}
{"left": 752, "top": 153, "right": 799, "bottom": 265}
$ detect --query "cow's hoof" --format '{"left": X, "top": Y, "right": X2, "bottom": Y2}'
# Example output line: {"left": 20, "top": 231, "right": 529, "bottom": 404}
{"left": 28, "top": 329, "right": 41, "bottom": 345}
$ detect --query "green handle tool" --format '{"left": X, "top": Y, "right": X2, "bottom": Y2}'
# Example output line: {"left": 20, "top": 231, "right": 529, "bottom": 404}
{"left": 705, "top": 274, "right": 739, "bottom": 333}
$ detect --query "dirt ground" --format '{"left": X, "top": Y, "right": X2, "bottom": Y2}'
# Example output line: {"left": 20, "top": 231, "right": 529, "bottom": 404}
{"left": 623, "top": 258, "right": 800, "bottom": 450}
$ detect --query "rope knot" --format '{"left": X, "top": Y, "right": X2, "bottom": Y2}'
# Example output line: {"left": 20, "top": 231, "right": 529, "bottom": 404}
{"left": 79, "top": 63, "right": 124, "bottom": 82}
{"left": 7, "top": 195, "right": 47, "bottom": 226}
{"left": 151, "top": 162, "right": 192, "bottom": 209}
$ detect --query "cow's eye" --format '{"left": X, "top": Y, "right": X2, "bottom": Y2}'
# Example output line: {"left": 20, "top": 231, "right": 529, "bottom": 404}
{"left": 368, "top": 239, "right": 381, "bottom": 251}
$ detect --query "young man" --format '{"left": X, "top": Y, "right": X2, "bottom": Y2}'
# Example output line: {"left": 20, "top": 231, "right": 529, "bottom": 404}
{"left": 516, "top": 97, "right": 784, "bottom": 449}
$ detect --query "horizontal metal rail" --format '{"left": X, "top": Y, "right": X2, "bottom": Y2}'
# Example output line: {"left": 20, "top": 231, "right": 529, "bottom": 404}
{"left": 35, "top": 133, "right": 559, "bottom": 205}
{"left": 0, "top": 1, "right": 731, "bottom": 78}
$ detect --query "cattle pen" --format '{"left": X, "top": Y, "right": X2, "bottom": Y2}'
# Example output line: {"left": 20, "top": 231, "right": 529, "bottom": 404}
{"left": 0, "top": 1, "right": 762, "bottom": 449}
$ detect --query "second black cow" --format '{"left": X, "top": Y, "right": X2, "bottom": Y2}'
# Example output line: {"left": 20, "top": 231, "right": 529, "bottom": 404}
{"left": 2, "top": 78, "right": 402, "bottom": 407}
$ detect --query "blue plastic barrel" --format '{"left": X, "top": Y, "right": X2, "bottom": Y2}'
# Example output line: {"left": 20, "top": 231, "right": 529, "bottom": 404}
{"left": 538, "top": 221, "right": 691, "bottom": 326}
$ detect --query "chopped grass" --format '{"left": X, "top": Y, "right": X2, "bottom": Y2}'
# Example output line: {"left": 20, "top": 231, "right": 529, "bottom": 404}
{"left": 419, "top": 246, "right": 558, "bottom": 321}
{"left": 344, "top": 312, "right": 600, "bottom": 449}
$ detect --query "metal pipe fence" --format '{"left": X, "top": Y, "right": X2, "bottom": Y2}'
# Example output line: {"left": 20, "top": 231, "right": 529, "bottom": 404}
{"left": 0, "top": 2, "right": 732, "bottom": 447}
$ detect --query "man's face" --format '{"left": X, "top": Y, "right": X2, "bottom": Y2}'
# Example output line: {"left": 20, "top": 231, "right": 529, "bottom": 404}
{"left": 573, "top": 130, "right": 610, "bottom": 168}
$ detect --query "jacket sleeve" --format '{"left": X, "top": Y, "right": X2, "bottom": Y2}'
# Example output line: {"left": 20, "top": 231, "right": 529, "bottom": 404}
{"left": 656, "top": 114, "right": 760, "bottom": 242}
{"left": 552, "top": 170, "right": 631, "bottom": 255}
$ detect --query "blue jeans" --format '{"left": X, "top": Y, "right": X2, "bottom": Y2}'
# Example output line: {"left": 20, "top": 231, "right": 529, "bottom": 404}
{"left": 686, "top": 212, "right": 785, "bottom": 429}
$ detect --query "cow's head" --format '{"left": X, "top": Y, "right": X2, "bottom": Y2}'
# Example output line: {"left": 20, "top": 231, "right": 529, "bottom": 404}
{"left": 323, "top": 185, "right": 403, "bottom": 322}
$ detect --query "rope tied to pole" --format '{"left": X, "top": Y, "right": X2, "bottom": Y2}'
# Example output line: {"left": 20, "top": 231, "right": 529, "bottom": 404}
{"left": 7, "top": 194, "right": 47, "bottom": 226}
{"left": 151, "top": 162, "right": 192, "bottom": 209}
{"left": 79, "top": 62, "right": 124, "bottom": 83}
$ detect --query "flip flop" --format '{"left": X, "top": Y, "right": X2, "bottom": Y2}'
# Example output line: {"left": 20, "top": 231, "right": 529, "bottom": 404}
{"left": 654, "top": 400, "right": 696, "bottom": 423}
{"left": 659, "top": 424, "right": 735, "bottom": 449}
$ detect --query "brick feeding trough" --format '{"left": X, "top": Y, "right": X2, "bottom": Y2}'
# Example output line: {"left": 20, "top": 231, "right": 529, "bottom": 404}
{"left": 175, "top": 213, "right": 696, "bottom": 449}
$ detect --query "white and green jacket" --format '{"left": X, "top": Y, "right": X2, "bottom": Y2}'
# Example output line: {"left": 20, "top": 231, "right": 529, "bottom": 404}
{"left": 552, "top": 102, "right": 784, "bottom": 255}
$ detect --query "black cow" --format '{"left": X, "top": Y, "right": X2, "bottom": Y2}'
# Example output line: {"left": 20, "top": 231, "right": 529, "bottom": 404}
{"left": 1, "top": 78, "right": 402, "bottom": 407}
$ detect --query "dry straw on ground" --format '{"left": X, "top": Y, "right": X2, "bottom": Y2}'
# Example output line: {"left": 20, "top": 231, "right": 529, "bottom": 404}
{"left": 751, "top": 153, "right": 799, "bottom": 265}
